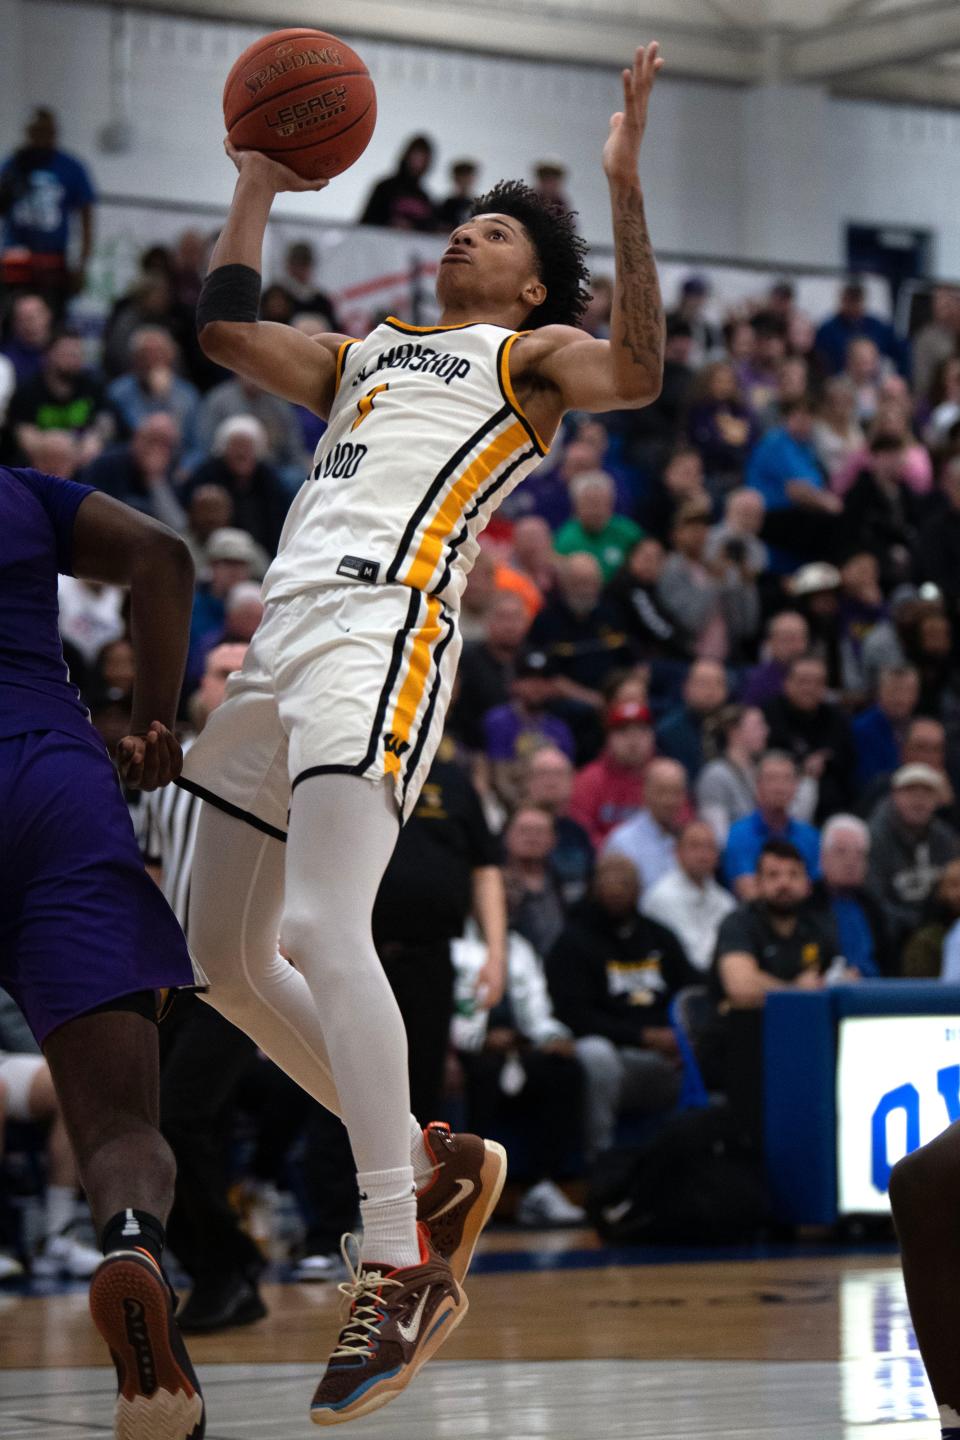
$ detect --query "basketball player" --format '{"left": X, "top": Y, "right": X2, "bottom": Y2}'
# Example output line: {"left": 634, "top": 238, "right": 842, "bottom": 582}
{"left": 185, "top": 42, "right": 665, "bottom": 1424}
{"left": 0, "top": 466, "right": 204, "bottom": 1438}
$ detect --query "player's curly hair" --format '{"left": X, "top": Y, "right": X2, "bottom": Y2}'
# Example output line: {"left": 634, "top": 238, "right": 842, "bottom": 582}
{"left": 470, "top": 180, "right": 591, "bottom": 329}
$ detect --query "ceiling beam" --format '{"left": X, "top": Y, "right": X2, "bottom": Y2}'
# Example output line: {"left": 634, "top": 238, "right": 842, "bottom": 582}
{"left": 101, "top": 0, "right": 763, "bottom": 82}
{"left": 788, "top": 0, "right": 960, "bottom": 81}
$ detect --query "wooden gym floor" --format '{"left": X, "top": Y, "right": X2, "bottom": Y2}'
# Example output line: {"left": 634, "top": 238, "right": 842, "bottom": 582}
{"left": 0, "top": 1230, "right": 935, "bottom": 1438}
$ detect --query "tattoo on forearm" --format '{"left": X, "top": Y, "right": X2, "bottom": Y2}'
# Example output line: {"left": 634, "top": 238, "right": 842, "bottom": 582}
{"left": 613, "top": 185, "right": 664, "bottom": 379}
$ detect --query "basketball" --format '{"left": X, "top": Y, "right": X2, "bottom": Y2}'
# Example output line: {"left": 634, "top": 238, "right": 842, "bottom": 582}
{"left": 222, "top": 28, "right": 376, "bottom": 181}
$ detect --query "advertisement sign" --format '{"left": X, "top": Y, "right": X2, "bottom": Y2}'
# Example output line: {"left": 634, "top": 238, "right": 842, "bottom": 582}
{"left": 837, "top": 1015, "right": 960, "bottom": 1214}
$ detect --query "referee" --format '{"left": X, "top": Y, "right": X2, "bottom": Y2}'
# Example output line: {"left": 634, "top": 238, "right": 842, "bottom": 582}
{"left": 140, "top": 641, "right": 268, "bottom": 1333}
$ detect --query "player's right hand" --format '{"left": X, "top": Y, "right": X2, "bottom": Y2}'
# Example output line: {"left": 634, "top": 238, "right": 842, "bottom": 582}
{"left": 117, "top": 721, "right": 183, "bottom": 791}
{"left": 224, "top": 138, "right": 330, "bottom": 193}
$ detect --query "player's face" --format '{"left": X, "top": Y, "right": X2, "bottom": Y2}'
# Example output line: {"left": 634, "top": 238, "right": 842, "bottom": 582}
{"left": 436, "top": 213, "right": 544, "bottom": 317}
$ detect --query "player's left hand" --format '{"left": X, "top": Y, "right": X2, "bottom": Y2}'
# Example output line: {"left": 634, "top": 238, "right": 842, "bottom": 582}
{"left": 602, "top": 42, "right": 664, "bottom": 185}
{"left": 117, "top": 721, "right": 183, "bottom": 790}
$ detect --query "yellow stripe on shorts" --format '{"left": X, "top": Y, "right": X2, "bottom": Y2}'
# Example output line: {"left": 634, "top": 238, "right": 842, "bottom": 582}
{"left": 384, "top": 596, "right": 444, "bottom": 777}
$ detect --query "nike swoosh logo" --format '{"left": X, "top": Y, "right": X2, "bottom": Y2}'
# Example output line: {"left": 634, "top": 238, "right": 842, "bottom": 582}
{"left": 427, "top": 1177, "right": 476, "bottom": 1221}
{"left": 397, "top": 1286, "right": 432, "bottom": 1344}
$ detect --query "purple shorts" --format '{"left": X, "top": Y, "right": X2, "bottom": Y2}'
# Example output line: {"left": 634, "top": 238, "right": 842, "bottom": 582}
{"left": 0, "top": 728, "right": 196, "bottom": 1045}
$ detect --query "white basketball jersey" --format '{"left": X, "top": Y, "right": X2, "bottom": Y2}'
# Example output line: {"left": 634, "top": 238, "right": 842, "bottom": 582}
{"left": 261, "top": 317, "right": 548, "bottom": 610}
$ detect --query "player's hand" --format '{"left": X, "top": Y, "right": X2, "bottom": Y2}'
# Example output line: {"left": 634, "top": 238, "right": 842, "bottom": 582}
{"left": 117, "top": 721, "right": 183, "bottom": 790}
{"left": 603, "top": 42, "right": 664, "bottom": 185}
{"left": 224, "top": 138, "right": 330, "bottom": 194}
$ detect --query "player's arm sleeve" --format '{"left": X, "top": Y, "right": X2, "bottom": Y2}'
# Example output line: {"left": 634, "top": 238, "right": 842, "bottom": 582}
{"left": 16, "top": 468, "right": 95, "bottom": 575}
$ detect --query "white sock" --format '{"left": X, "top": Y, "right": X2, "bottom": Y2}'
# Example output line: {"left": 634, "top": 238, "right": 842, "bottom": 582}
{"left": 45, "top": 1185, "right": 76, "bottom": 1241}
{"left": 410, "top": 1117, "right": 434, "bottom": 1190}
{"left": 358, "top": 1165, "right": 420, "bottom": 1269}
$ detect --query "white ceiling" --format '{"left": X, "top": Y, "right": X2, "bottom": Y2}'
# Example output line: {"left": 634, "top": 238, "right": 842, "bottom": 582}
{"left": 117, "top": 0, "right": 960, "bottom": 106}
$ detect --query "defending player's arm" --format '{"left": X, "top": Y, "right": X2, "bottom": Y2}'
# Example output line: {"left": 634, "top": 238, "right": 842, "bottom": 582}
{"left": 72, "top": 493, "right": 195, "bottom": 789}
{"left": 517, "top": 44, "right": 665, "bottom": 417}
{"left": 197, "top": 144, "right": 350, "bottom": 419}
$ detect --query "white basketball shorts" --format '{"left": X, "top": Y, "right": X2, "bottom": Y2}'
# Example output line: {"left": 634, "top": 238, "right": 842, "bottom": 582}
{"left": 179, "top": 584, "right": 461, "bottom": 833}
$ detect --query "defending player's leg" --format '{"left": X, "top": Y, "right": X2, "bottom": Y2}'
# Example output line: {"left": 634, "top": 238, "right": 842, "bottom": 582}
{"left": 43, "top": 1002, "right": 204, "bottom": 1440}
{"left": 889, "top": 1122, "right": 960, "bottom": 1437}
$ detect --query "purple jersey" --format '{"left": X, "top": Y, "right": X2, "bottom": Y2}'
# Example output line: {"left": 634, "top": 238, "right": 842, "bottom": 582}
{"left": 0, "top": 466, "right": 94, "bottom": 739}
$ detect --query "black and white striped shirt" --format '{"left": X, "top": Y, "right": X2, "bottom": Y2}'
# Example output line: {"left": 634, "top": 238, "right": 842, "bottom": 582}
{"left": 138, "top": 737, "right": 201, "bottom": 930}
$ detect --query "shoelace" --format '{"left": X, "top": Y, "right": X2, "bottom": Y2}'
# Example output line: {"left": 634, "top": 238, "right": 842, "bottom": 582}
{"left": 329, "top": 1234, "right": 403, "bottom": 1359}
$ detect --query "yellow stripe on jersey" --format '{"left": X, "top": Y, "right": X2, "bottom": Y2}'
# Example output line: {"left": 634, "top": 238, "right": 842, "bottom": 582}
{"left": 499, "top": 332, "right": 549, "bottom": 455}
{"left": 402, "top": 420, "right": 528, "bottom": 592}
{"left": 384, "top": 596, "right": 444, "bottom": 777}
{"left": 334, "top": 339, "right": 361, "bottom": 395}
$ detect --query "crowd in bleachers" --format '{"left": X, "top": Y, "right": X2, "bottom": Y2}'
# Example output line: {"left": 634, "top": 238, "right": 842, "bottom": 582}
{"left": 5, "top": 111, "right": 960, "bottom": 1300}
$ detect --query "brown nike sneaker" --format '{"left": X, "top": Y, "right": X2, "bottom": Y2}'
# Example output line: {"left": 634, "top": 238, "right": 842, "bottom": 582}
{"left": 416, "top": 1122, "right": 508, "bottom": 1285}
{"left": 310, "top": 1223, "right": 467, "bottom": 1426}
{"left": 88, "top": 1249, "right": 205, "bottom": 1439}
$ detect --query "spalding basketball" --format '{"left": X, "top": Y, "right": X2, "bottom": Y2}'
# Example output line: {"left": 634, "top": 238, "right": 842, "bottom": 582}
{"left": 223, "top": 29, "right": 376, "bottom": 181}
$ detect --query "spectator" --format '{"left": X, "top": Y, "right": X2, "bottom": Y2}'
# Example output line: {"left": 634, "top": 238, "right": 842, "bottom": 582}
{"left": 763, "top": 654, "right": 857, "bottom": 819}
{"left": 657, "top": 500, "right": 759, "bottom": 663}
{"left": 502, "top": 806, "right": 566, "bottom": 959}
{"left": 836, "top": 384, "right": 933, "bottom": 499}
{"left": 622, "top": 319, "right": 697, "bottom": 472}
{"left": 190, "top": 578, "right": 263, "bottom": 690}
{"left": 714, "top": 840, "right": 841, "bottom": 1006}
{"left": 5, "top": 325, "right": 108, "bottom": 465}
{"left": 604, "top": 756, "right": 688, "bottom": 890}
{"left": 0, "top": 106, "right": 96, "bottom": 307}
{"left": 196, "top": 373, "right": 307, "bottom": 485}
{"left": 814, "top": 279, "right": 905, "bottom": 376}
{"left": 277, "top": 241, "right": 340, "bottom": 331}
{"left": 532, "top": 159, "right": 571, "bottom": 210}
{"left": 853, "top": 665, "right": 921, "bottom": 789}
{"left": 483, "top": 649, "right": 575, "bottom": 809}
{"left": 704, "top": 486, "right": 768, "bottom": 579}
{"left": 183, "top": 483, "right": 234, "bottom": 579}
{"left": 655, "top": 658, "right": 729, "bottom": 780}
{"left": 582, "top": 275, "right": 613, "bottom": 339}
{"left": 786, "top": 561, "right": 845, "bottom": 690}
{"left": 917, "top": 456, "right": 960, "bottom": 605}
{"left": 745, "top": 398, "right": 842, "bottom": 570}
{"left": 723, "top": 751, "right": 821, "bottom": 899}
{"left": 685, "top": 360, "right": 758, "bottom": 491}
{"left": 667, "top": 274, "right": 720, "bottom": 367}
{"left": 459, "top": 547, "right": 499, "bottom": 643}
{"left": 840, "top": 433, "right": 924, "bottom": 587}
{"left": 811, "top": 376, "right": 866, "bottom": 482}
{"left": 813, "top": 814, "right": 891, "bottom": 978}
{"left": 501, "top": 515, "right": 558, "bottom": 613}
{"left": 185, "top": 415, "right": 290, "bottom": 556}
{"left": 1, "top": 292, "right": 53, "bottom": 383}
{"left": 923, "top": 356, "right": 960, "bottom": 451}
{"left": 547, "top": 853, "right": 693, "bottom": 1158}
{"left": 636, "top": 445, "right": 708, "bottom": 543}
{"left": 642, "top": 820, "right": 736, "bottom": 972}
{"left": 81, "top": 411, "right": 185, "bottom": 530}
{"left": 696, "top": 704, "right": 812, "bottom": 847}
{"left": 867, "top": 763, "right": 960, "bottom": 949}
{"left": 102, "top": 269, "right": 197, "bottom": 383}
{"left": 740, "top": 610, "right": 810, "bottom": 707}
{"left": 451, "top": 588, "right": 530, "bottom": 749}
{"left": 527, "top": 552, "right": 633, "bottom": 710}
{"left": 913, "top": 285, "right": 960, "bottom": 401}
{"left": 835, "top": 551, "right": 888, "bottom": 698}
{"left": 435, "top": 160, "right": 478, "bottom": 232}
{"left": 758, "top": 353, "right": 809, "bottom": 432}
{"left": 902, "top": 858, "right": 960, "bottom": 978}
{"left": 569, "top": 699, "right": 655, "bottom": 847}
{"left": 106, "top": 325, "right": 200, "bottom": 453}
{"left": 26, "top": 427, "right": 80, "bottom": 481}
{"left": 843, "top": 336, "right": 886, "bottom": 425}
{"left": 554, "top": 471, "right": 644, "bottom": 580}
{"left": 859, "top": 714, "right": 957, "bottom": 823}
{"left": 452, "top": 927, "right": 586, "bottom": 1228}
{"left": 187, "top": 527, "right": 259, "bottom": 672}
{"left": 522, "top": 746, "right": 594, "bottom": 905}
{"left": 360, "top": 134, "right": 436, "bottom": 231}
{"left": 606, "top": 536, "right": 692, "bottom": 661}
{"left": 736, "top": 316, "right": 788, "bottom": 418}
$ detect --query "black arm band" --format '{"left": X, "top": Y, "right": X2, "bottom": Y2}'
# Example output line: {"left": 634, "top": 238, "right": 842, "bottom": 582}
{"left": 196, "top": 263, "right": 261, "bottom": 331}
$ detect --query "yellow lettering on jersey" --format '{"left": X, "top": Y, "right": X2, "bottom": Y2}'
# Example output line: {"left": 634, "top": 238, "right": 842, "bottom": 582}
{"left": 403, "top": 420, "right": 528, "bottom": 591}
{"left": 384, "top": 596, "right": 444, "bottom": 776}
{"left": 351, "top": 383, "right": 390, "bottom": 432}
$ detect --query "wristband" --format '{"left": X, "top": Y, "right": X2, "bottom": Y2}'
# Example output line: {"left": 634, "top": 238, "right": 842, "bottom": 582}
{"left": 196, "top": 263, "right": 261, "bottom": 331}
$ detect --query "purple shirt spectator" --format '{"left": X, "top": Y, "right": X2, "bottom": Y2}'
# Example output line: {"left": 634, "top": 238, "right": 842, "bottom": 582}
{"left": 483, "top": 703, "right": 575, "bottom": 763}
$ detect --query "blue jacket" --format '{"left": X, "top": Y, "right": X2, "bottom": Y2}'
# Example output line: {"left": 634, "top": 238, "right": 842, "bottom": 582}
{"left": 723, "top": 810, "right": 821, "bottom": 888}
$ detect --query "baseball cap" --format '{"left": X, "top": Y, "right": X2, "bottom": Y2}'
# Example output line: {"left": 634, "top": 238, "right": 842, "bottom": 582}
{"left": 206, "top": 527, "right": 260, "bottom": 566}
{"left": 892, "top": 763, "right": 944, "bottom": 791}
{"left": 606, "top": 700, "right": 652, "bottom": 731}
{"left": 789, "top": 561, "right": 841, "bottom": 597}
{"left": 515, "top": 649, "right": 557, "bottom": 680}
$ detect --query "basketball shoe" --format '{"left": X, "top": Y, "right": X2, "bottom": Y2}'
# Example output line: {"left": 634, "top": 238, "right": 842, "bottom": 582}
{"left": 310, "top": 1224, "right": 466, "bottom": 1426}
{"left": 88, "top": 1249, "right": 205, "bottom": 1440}
{"left": 416, "top": 1122, "right": 508, "bottom": 1285}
